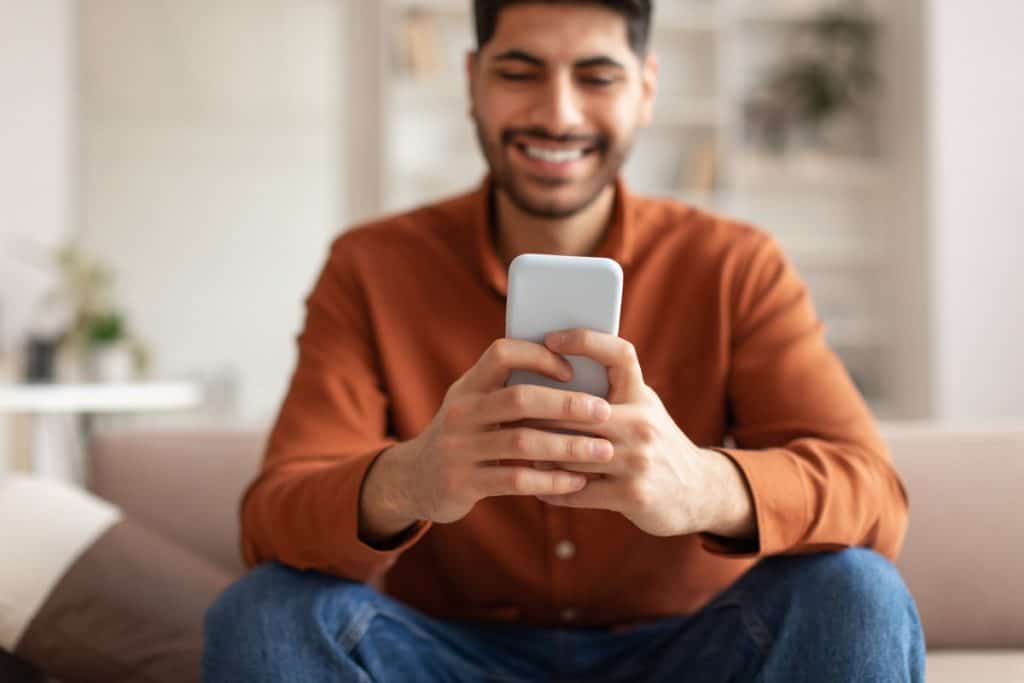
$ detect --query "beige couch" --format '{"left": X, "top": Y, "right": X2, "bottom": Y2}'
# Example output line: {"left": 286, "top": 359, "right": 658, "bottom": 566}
{"left": 21, "top": 423, "right": 1024, "bottom": 680}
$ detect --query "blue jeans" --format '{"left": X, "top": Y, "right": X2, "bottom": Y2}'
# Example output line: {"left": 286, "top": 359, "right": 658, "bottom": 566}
{"left": 203, "top": 548, "right": 924, "bottom": 682}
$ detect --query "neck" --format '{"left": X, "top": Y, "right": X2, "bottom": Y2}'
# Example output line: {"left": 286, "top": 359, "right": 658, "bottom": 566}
{"left": 493, "top": 183, "right": 617, "bottom": 268}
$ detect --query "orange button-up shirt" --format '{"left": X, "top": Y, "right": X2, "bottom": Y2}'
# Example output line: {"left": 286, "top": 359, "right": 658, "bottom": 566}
{"left": 241, "top": 178, "right": 908, "bottom": 628}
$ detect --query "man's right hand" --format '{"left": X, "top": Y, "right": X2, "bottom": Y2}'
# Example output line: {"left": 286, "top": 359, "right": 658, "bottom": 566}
{"left": 358, "top": 338, "right": 614, "bottom": 545}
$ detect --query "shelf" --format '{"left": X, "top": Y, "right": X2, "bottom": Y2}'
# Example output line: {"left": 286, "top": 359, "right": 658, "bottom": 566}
{"left": 733, "top": 152, "right": 886, "bottom": 189}
{"left": 651, "top": 95, "right": 721, "bottom": 128}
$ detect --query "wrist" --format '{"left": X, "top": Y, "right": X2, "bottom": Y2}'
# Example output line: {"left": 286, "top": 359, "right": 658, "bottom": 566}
{"left": 699, "top": 448, "right": 757, "bottom": 540}
{"left": 358, "top": 439, "right": 423, "bottom": 547}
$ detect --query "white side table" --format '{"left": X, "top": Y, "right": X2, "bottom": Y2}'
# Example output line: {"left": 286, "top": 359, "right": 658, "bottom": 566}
{"left": 0, "top": 382, "right": 205, "bottom": 484}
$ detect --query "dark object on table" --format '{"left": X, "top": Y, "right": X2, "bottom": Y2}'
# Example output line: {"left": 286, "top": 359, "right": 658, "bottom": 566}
{"left": 24, "top": 336, "right": 60, "bottom": 383}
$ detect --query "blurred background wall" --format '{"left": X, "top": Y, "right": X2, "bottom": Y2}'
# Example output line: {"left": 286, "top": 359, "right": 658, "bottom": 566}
{"left": 76, "top": 0, "right": 346, "bottom": 422}
{"left": 928, "top": 0, "right": 1024, "bottom": 419}
{"left": 0, "top": 0, "right": 76, "bottom": 360}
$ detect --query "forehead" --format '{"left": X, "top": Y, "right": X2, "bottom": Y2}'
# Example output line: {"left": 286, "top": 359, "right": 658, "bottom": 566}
{"left": 481, "top": 3, "right": 635, "bottom": 64}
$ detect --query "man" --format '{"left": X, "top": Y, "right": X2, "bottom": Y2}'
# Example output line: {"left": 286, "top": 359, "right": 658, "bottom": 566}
{"left": 204, "top": 1, "right": 924, "bottom": 681}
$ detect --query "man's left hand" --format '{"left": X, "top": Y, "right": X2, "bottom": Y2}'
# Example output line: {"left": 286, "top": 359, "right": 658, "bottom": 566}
{"left": 529, "top": 329, "right": 756, "bottom": 540}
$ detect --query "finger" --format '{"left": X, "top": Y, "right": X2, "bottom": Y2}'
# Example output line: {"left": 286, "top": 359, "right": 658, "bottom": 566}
{"left": 536, "top": 478, "right": 622, "bottom": 511}
{"left": 466, "top": 427, "right": 614, "bottom": 466}
{"left": 512, "top": 406, "right": 633, "bottom": 441}
{"left": 464, "top": 338, "right": 573, "bottom": 392}
{"left": 543, "top": 460, "right": 617, "bottom": 475}
{"left": 462, "top": 384, "right": 611, "bottom": 429}
{"left": 545, "top": 330, "right": 644, "bottom": 400}
{"left": 474, "top": 465, "right": 589, "bottom": 498}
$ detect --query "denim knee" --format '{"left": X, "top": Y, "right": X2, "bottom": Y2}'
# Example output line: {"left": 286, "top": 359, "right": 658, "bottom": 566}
{"left": 203, "top": 562, "right": 378, "bottom": 670}
{"left": 764, "top": 548, "right": 922, "bottom": 644}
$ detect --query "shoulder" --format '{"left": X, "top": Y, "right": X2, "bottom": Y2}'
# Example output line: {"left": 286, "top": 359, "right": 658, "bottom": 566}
{"left": 326, "top": 188, "right": 481, "bottom": 269}
{"left": 628, "top": 192, "right": 779, "bottom": 267}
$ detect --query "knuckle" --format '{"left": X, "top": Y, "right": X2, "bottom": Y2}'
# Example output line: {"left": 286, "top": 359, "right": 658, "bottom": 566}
{"left": 509, "top": 428, "right": 530, "bottom": 454}
{"left": 488, "top": 339, "right": 513, "bottom": 365}
{"left": 510, "top": 468, "right": 532, "bottom": 494}
{"left": 626, "top": 480, "right": 653, "bottom": 506}
{"left": 621, "top": 340, "right": 638, "bottom": 362}
{"left": 626, "top": 451, "right": 650, "bottom": 474}
{"left": 631, "top": 419, "right": 657, "bottom": 444}
{"left": 506, "top": 386, "right": 531, "bottom": 413}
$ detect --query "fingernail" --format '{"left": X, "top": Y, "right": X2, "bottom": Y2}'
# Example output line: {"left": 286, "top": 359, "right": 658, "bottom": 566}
{"left": 591, "top": 440, "right": 612, "bottom": 459}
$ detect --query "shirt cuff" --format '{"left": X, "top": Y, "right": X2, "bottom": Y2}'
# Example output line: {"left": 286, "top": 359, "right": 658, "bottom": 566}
{"left": 700, "top": 446, "right": 808, "bottom": 558}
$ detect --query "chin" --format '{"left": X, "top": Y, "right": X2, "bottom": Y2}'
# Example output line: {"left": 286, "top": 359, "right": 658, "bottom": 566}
{"left": 506, "top": 176, "right": 612, "bottom": 219}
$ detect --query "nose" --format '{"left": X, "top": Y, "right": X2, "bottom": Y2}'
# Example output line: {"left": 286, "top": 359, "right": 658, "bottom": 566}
{"left": 529, "top": 71, "right": 585, "bottom": 135}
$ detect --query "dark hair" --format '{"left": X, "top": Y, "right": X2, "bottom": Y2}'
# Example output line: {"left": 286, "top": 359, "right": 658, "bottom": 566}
{"left": 474, "top": 1, "right": 653, "bottom": 56}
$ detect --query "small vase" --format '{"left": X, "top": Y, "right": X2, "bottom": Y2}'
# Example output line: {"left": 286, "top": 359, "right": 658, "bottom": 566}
{"left": 86, "top": 343, "right": 136, "bottom": 383}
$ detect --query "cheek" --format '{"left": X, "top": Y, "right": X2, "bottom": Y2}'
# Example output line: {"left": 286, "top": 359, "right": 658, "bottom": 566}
{"left": 583, "top": 97, "right": 639, "bottom": 142}
{"left": 476, "top": 89, "right": 528, "bottom": 130}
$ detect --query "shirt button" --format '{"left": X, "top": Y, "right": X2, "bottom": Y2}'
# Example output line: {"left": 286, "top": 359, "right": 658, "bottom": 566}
{"left": 560, "top": 607, "right": 578, "bottom": 622}
{"left": 554, "top": 539, "right": 576, "bottom": 560}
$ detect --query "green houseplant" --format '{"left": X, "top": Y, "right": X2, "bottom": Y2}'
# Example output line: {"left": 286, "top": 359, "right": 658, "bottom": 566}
{"left": 743, "top": 4, "right": 880, "bottom": 155}
{"left": 43, "top": 244, "right": 149, "bottom": 382}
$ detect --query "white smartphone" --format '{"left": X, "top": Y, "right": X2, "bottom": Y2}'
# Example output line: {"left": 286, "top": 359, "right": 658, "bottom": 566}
{"left": 505, "top": 253, "right": 624, "bottom": 398}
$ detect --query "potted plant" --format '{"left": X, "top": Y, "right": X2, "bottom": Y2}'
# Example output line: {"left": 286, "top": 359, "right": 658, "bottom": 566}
{"left": 743, "top": 3, "right": 880, "bottom": 156}
{"left": 41, "top": 244, "right": 149, "bottom": 383}
{"left": 81, "top": 310, "right": 148, "bottom": 383}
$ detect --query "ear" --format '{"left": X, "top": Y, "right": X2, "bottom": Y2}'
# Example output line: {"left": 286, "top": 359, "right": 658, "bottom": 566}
{"left": 638, "top": 52, "right": 659, "bottom": 127}
{"left": 466, "top": 50, "right": 480, "bottom": 118}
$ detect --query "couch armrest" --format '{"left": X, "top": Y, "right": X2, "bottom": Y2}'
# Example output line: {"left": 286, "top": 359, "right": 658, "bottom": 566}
{"left": 87, "top": 428, "right": 266, "bottom": 578}
{"left": 882, "top": 422, "right": 1024, "bottom": 649}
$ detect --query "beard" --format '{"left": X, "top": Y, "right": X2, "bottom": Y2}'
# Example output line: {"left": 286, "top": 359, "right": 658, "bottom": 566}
{"left": 471, "top": 114, "right": 634, "bottom": 220}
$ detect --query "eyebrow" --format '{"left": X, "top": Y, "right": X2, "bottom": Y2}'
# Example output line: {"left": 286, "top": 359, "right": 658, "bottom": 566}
{"left": 492, "top": 50, "right": 626, "bottom": 71}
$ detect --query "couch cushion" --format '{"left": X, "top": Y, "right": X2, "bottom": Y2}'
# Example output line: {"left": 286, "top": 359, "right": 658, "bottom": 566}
{"left": 88, "top": 429, "right": 266, "bottom": 577}
{"left": 883, "top": 422, "right": 1024, "bottom": 649}
{"left": 927, "top": 650, "right": 1024, "bottom": 683}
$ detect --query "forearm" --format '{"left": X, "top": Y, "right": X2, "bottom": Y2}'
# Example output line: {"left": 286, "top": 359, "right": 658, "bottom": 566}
{"left": 358, "top": 440, "right": 424, "bottom": 548}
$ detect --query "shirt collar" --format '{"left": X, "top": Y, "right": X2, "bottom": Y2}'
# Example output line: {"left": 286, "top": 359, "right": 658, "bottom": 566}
{"left": 471, "top": 175, "right": 636, "bottom": 298}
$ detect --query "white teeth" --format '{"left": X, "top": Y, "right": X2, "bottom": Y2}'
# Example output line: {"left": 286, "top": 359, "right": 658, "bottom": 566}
{"left": 524, "top": 146, "right": 586, "bottom": 163}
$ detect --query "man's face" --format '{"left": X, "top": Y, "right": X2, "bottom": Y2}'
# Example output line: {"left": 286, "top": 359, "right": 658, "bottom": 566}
{"left": 468, "top": 3, "right": 657, "bottom": 219}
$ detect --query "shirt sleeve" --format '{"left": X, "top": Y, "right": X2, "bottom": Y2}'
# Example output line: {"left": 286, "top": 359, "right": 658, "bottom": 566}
{"left": 240, "top": 233, "right": 431, "bottom": 581}
{"left": 702, "top": 233, "right": 909, "bottom": 560}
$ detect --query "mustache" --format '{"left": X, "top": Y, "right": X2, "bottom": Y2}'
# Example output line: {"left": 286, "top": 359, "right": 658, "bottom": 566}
{"left": 501, "top": 127, "right": 607, "bottom": 149}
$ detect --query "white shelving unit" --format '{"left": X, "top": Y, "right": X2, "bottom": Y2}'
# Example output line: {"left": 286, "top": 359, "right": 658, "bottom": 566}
{"left": 349, "top": 0, "right": 924, "bottom": 418}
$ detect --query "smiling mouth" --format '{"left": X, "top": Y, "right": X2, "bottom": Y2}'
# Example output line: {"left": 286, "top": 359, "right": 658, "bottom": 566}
{"left": 514, "top": 142, "right": 599, "bottom": 164}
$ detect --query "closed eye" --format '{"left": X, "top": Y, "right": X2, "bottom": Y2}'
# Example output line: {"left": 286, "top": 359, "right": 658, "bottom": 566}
{"left": 498, "top": 71, "right": 537, "bottom": 82}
